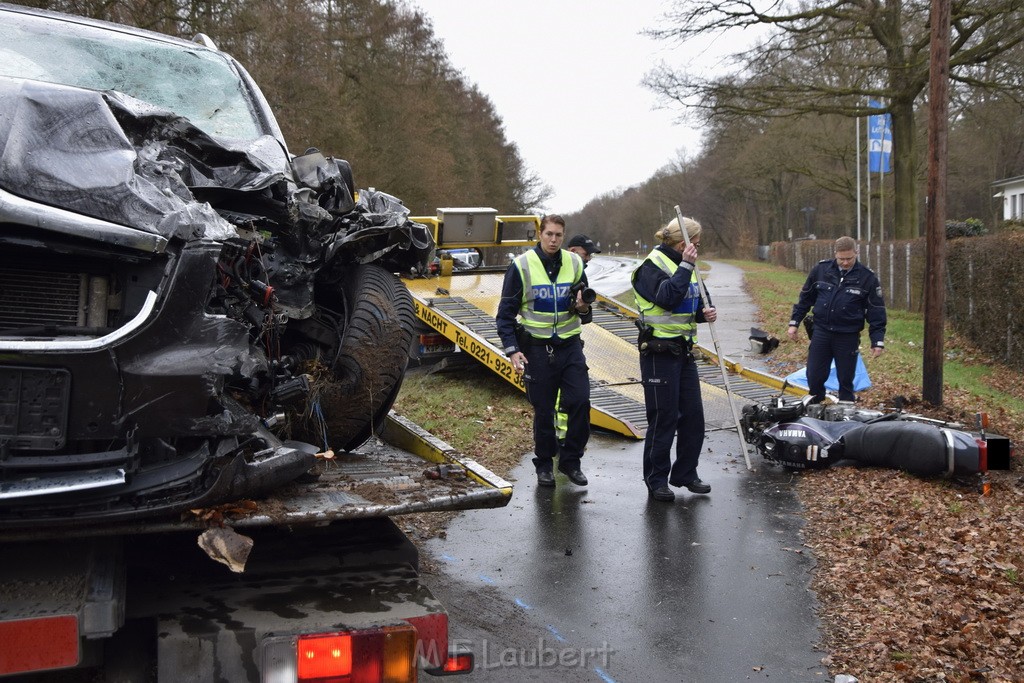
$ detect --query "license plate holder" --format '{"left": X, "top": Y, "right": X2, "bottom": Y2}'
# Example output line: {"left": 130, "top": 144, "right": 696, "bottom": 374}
{"left": 0, "top": 365, "right": 71, "bottom": 450}
{"left": 419, "top": 343, "right": 456, "bottom": 356}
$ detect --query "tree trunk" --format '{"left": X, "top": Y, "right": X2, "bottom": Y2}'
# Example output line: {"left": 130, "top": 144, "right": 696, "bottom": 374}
{"left": 891, "top": 96, "right": 920, "bottom": 239}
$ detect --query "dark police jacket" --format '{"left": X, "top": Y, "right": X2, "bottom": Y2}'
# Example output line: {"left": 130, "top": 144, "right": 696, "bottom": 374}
{"left": 789, "top": 258, "right": 887, "bottom": 347}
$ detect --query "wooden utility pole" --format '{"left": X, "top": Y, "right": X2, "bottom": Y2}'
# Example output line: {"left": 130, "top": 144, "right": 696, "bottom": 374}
{"left": 923, "top": 0, "right": 951, "bottom": 405}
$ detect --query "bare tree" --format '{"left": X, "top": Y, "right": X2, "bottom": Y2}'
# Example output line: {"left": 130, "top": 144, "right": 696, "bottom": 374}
{"left": 645, "top": 0, "right": 1024, "bottom": 240}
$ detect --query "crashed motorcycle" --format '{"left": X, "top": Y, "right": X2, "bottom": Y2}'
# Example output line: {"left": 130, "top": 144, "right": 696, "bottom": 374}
{"left": 0, "top": 12, "right": 434, "bottom": 527}
{"left": 740, "top": 395, "right": 1013, "bottom": 477}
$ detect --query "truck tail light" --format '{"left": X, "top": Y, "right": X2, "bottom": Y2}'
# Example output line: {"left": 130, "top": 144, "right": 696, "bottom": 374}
{"left": 418, "top": 333, "right": 447, "bottom": 346}
{"left": 0, "top": 615, "right": 79, "bottom": 676}
{"left": 296, "top": 634, "right": 352, "bottom": 679}
{"left": 263, "top": 623, "right": 417, "bottom": 683}
{"left": 440, "top": 651, "right": 473, "bottom": 673}
{"left": 423, "top": 650, "right": 475, "bottom": 676}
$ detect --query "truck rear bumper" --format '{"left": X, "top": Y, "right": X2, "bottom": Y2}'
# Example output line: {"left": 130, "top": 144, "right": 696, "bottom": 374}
{"left": 137, "top": 517, "right": 454, "bottom": 681}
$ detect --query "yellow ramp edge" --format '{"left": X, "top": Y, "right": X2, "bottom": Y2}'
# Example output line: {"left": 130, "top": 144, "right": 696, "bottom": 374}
{"left": 381, "top": 412, "right": 514, "bottom": 496}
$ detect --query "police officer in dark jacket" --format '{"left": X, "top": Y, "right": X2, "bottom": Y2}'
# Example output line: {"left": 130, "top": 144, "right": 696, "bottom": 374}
{"left": 787, "top": 236, "right": 886, "bottom": 403}
{"left": 496, "top": 215, "right": 593, "bottom": 488}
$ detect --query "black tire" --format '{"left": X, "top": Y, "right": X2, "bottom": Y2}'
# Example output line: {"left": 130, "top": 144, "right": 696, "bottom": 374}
{"left": 319, "top": 264, "right": 415, "bottom": 451}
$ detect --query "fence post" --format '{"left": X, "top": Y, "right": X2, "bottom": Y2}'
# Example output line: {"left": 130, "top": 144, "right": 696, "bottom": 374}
{"left": 968, "top": 254, "right": 973, "bottom": 318}
{"left": 905, "top": 244, "right": 911, "bottom": 309}
{"left": 888, "top": 243, "right": 894, "bottom": 304}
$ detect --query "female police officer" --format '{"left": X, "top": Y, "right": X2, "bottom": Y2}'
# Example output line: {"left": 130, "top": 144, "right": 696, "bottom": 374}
{"left": 632, "top": 217, "right": 717, "bottom": 503}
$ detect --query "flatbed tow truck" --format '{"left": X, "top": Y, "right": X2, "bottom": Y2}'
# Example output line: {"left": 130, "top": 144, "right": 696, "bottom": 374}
{"left": 0, "top": 8, "right": 513, "bottom": 682}
{"left": 404, "top": 208, "right": 791, "bottom": 440}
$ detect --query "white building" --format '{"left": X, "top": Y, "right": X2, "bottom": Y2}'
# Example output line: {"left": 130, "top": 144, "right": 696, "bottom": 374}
{"left": 992, "top": 175, "right": 1024, "bottom": 221}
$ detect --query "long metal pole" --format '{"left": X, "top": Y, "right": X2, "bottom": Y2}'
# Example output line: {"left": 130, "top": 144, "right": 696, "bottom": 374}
{"left": 880, "top": 163, "right": 885, "bottom": 240}
{"left": 868, "top": 98, "right": 876, "bottom": 245}
{"left": 866, "top": 131, "right": 872, "bottom": 243}
{"left": 856, "top": 115, "right": 862, "bottom": 241}
{"left": 673, "top": 205, "right": 752, "bottom": 470}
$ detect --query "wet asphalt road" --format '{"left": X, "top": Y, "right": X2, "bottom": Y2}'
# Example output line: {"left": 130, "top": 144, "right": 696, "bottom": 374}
{"left": 423, "top": 431, "right": 831, "bottom": 683}
{"left": 420, "top": 259, "right": 830, "bottom": 682}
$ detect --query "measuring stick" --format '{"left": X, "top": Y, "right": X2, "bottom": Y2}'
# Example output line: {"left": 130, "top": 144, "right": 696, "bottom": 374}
{"left": 674, "top": 205, "right": 752, "bottom": 470}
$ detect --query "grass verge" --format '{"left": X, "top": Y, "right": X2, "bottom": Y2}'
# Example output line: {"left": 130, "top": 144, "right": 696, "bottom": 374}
{"left": 393, "top": 364, "right": 533, "bottom": 479}
{"left": 391, "top": 363, "right": 533, "bottom": 543}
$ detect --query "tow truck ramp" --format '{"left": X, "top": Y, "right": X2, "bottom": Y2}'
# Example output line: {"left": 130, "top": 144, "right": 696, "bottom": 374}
{"left": 406, "top": 208, "right": 801, "bottom": 440}
{"left": 405, "top": 271, "right": 791, "bottom": 439}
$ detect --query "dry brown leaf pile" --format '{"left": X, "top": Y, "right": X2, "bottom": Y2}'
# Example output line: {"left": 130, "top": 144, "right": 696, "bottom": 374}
{"left": 801, "top": 459, "right": 1024, "bottom": 681}
{"left": 766, "top": 342, "right": 1024, "bottom": 681}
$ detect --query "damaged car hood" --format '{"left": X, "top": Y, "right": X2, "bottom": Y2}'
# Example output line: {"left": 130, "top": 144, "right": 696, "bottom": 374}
{"left": 0, "top": 76, "right": 246, "bottom": 241}
{"left": 0, "top": 75, "right": 433, "bottom": 271}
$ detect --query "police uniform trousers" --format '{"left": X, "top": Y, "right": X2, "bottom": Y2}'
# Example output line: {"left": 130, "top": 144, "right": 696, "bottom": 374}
{"left": 640, "top": 348, "right": 704, "bottom": 490}
{"left": 523, "top": 337, "right": 590, "bottom": 473}
{"left": 807, "top": 329, "right": 860, "bottom": 402}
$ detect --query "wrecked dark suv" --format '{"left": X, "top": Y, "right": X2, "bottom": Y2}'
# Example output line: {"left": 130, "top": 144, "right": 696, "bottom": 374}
{"left": 0, "top": 5, "right": 433, "bottom": 527}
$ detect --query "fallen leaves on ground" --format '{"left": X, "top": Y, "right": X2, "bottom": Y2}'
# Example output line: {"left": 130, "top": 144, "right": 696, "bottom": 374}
{"left": 800, "top": 454, "right": 1024, "bottom": 682}
{"left": 769, "top": 347, "right": 1024, "bottom": 680}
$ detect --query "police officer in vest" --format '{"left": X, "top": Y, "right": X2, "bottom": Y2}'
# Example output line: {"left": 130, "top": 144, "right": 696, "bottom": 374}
{"left": 496, "top": 215, "right": 592, "bottom": 488}
{"left": 787, "top": 235, "right": 887, "bottom": 403}
{"left": 632, "top": 217, "right": 717, "bottom": 503}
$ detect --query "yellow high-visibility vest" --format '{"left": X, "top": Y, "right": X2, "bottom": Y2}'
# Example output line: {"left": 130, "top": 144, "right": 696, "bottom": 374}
{"left": 631, "top": 249, "right": 699, "bottom": 340}
{"left": 514, "top": 250, "right": 584, "bottom": 339}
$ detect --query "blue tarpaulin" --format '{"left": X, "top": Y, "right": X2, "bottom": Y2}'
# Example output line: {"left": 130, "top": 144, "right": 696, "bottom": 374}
{"left": 785, "top": 354, "right": 872, "bottom": 392}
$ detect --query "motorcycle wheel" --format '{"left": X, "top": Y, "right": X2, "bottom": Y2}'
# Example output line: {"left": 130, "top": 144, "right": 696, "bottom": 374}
{"left": 318, "top": 264, "right": 416, "bottom": 451}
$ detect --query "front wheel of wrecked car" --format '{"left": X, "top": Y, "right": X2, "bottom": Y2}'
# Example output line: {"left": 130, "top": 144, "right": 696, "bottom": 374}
{"left": 313, "top": 264, "right": 416, "bottom": 451}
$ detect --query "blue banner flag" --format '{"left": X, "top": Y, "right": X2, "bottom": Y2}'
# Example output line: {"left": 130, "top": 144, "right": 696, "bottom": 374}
{"left": 867, "top": 99, "right": 892, "bottom": 173}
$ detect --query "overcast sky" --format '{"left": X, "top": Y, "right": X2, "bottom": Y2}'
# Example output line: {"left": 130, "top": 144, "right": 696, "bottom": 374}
{"left": 413, "top": 0, "right": 720, "bottom": 214}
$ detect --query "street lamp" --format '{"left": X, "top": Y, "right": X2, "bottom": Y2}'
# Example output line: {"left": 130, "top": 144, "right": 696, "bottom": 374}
{"left": 800, "top": 206, "right": 816, "bottom": 236}
{"left": 634, "top": 240, "right": 640, "bottom": 256}
{"left": 615, "top": 241, "right": 619, "bottom": 254}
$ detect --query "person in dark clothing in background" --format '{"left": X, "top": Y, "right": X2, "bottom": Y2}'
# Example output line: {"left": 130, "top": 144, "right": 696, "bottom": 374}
{"left": 566, "top": 234, "right": 601, "bottom": 264}
{"left": 555, "top": 233, "right": 600, "bottom": 443}
{"left": 631, "top": 216, "right": 717, "bottom": 503}
{"left": 496, "top": 215, "right": 593, "bottom": 488}
{"left": 787, "top": 235, "right": 887, "bottom": 403}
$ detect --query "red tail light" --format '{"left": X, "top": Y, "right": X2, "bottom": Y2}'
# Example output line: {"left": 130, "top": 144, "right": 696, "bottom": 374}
{"left": 440, "top": 651, "right": 474, "bottom": 673}
{"left": 297, "top": 634, "right": 352, "bottom": 680}
{"left": 265, "top": 623, "right": 417, "bottom": 683}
